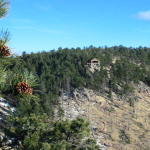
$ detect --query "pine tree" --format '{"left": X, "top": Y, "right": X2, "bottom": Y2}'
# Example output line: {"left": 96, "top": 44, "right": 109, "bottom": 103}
{"left": 0, "top": 0, "right": 10, "bottom": 92}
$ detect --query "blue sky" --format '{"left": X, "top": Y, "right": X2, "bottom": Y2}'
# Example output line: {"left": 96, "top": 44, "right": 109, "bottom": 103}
{"left": 1, "top": 0, "right": 150, "bottom": 54}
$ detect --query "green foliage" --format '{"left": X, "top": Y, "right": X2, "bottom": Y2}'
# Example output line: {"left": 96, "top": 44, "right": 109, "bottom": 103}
{"left": 0, "top": 1, "right": 10, "bottom": 90}
{"left": 4, "top": 76, "right": 99, "bottom": 150}
{"left": 10, "top": 46, "right": 149, "bottom": 105}
{"left": 15, "top": 95, "right": 41, "bottom": 115}
{"left": 0, "top": 0, "right": 9, "bottom": 18}
{"left": 0, "top": 65, "right": 7, "bottom": 89}
{"left": 22, "top": 70, "right": 38, "bottom": 87}
{"left": 6, "top": 113, "right": 99, "bottom": 150}
{"left": 122, "top": 84, "right": 134, "bottom": 95}
{"left": 39, "top": 143, "right": 52, "bottom": 150}
{"left": 42, "top": 118, "right": 94, "bottom": 150}
{"left": 0, "top": 30, "right": 9, "bottom": 46}
{"left": 79, "top": 139, "right": 100, "bottom": 150}
{"left": 6, "top": 113, "right": 51, "bottom": 149}
{"left": 119, "top": 129, "right": 130, "bottom": 144}
{"left": 1, "top": 70, "right": 37, "bottom": 95}
{"left": 49, "top": 118, "right": 90, "bottom": 142}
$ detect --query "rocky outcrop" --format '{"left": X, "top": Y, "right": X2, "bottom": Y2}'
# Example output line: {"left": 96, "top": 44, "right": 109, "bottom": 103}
{"left": 60, "top": 89, "right": 109, "bottom": 150}
{"left": 0, "top": 97, "right": 15, "bottom": 149}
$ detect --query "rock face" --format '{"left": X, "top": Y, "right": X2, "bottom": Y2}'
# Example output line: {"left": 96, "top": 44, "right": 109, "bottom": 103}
{"left": 60, "top": 82, "right": 150, "bottom": 150}
{"left": 61, "top": 89, "right": 107, "bottom": 150}
{"left": 0, "top": 98, "right": 15, "bottom": 117}
{"left": 0, "top": 97, "right": 15, "bottom": 149}
{"left": 0, "top": 97, "right": 15, "bottom": 122}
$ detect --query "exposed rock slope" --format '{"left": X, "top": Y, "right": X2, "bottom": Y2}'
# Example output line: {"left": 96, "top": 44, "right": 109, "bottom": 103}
{"left": 0, "top": 97, "right": 15, "bottom": 149}
{"left": 61, "top": 82, "right": 150, "bottom": 150}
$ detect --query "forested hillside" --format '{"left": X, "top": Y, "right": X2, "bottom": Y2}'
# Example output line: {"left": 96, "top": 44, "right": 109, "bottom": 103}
{"left": 8, "top": 46, "right": 150, "bottom": 109}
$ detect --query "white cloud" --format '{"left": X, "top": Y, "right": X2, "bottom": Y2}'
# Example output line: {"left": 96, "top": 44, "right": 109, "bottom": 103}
{"left": 136, "top": 10, "right": 150, "bottom": 21}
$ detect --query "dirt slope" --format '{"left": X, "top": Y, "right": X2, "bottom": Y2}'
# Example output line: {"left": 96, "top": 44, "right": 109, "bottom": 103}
{"left": 61, "top": 82, "right": 150, "bottom": 150}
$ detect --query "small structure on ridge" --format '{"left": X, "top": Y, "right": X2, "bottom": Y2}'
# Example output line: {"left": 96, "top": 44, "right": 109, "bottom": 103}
{"left": 86, "top": 58, "right": 100, "bottom": 73}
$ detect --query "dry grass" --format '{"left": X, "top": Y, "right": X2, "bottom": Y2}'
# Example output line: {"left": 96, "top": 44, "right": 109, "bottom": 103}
{"left": 62, "top": 84, "right": 150, "bottom": 150}
{"left": 84, "top": 91, "right": 150, "bottom": 149}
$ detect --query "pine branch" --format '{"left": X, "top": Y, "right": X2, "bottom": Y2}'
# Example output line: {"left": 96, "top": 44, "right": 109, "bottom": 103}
{"left": 0, "top": 0, "right": 9, "bottom": 18}
{"left": 0, "top": 29, "right": 10, "bottom": 46}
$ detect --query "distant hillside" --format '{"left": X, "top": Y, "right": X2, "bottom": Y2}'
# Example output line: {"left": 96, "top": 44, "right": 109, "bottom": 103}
{"left": 10, "top": 46, "right": 150, "bottom": 105}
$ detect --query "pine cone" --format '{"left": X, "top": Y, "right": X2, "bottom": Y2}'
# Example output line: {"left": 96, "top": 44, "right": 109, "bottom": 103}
{"left": 0, "top": 45, "right": 11, "bottom": 57}
{"left": 16, "top": 81, "right": 33, "bottom": 95}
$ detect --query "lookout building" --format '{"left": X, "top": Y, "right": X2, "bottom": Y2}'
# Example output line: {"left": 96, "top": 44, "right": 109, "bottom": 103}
{"left": 86, "top": 58, "right": 100, "bottom": 73}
